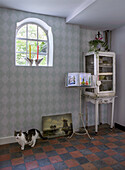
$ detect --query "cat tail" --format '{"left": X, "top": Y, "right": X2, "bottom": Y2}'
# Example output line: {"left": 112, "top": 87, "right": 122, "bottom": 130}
{"left": 37, "top": 130, "right": 48, "bottom": 140}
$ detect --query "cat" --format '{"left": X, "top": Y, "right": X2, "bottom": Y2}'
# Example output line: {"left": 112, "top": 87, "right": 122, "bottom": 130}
{"left": 14, "top": 129, "right": 47, "bottom": 150}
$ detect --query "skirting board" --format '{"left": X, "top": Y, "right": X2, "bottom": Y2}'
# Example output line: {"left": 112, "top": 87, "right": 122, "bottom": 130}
{"left": 115, "top": 123, "right": 125, "bottom": 131}
{"left": 0, "top": 136, "right": 16, "bottom": 145}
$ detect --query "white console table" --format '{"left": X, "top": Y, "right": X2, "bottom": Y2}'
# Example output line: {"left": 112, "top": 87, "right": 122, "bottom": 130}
{"left": 84, "top": 95, "right": 116, "bottom": 133}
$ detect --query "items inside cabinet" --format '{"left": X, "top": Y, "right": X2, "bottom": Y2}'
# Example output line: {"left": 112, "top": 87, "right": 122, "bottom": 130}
{"left": 99, "top": 56, "right": 113, "bottom": 73}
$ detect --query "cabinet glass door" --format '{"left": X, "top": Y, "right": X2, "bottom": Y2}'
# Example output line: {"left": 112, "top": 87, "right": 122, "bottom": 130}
{"left": 85, "top": 54, "right": 94, "bottom": 93}
{"left": 99, "top": 56, "right": 113, "bottom": 92}
{"left": 85, "top": 55, "right": 94, "bottom": 74}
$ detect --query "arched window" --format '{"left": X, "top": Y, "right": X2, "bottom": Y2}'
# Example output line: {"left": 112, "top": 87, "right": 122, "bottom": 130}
{"left": 15, "top": 18, "right": 53, "bottom": 66}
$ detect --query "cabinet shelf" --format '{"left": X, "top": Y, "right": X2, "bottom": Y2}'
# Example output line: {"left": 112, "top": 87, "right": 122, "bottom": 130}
{"left": 99, "top": 65, "right": 112, "bottom": 68}
{"left": 99, "top": 73, "right": 113, "bottom": 76}
{"left": 101, "top": 80, "right": 112, "bottom": 82}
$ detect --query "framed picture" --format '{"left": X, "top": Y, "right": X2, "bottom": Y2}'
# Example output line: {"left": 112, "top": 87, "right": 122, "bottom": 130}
{"left": 42, "top": 113, "right": 73, "bottom": 138}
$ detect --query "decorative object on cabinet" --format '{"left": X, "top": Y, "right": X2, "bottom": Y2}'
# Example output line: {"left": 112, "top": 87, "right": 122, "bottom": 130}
{"left": 89, "top": 32, "right": 108, "bottom": 52}
{"left": 84, "top": 51, "right": 116, "bottom": 133}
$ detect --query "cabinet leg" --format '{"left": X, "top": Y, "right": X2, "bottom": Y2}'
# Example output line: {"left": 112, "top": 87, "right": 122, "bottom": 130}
{"left": 99, "top": 104, "right": 102, "bottom": 125}
{"left": 95, "top": 100, "right": 99, "bottom": 133}
{"left": 111, "top": 98, "right": 115, "bottom": 128}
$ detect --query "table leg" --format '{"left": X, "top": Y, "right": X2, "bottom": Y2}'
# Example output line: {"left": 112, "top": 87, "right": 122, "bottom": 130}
{"left": 111, "top": 98, "right": 115, "bottom": 128}
{"left": 95, "top": 100, "right": 99, "bottom": 133}
{"left": 99, "top": 104, "right": 102, "bottom": 125}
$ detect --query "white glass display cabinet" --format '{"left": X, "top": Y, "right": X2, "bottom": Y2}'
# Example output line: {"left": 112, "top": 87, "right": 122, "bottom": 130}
{"left": 83, "top": 51, "right": 116, "bottom": 133}
{"left": 84, "top": 51, "right": 116, "bottom": 97}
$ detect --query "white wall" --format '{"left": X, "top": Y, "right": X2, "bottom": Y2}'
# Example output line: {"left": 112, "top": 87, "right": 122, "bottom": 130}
{"left": 111, "top": 25, "right": 125, "bottom": 126}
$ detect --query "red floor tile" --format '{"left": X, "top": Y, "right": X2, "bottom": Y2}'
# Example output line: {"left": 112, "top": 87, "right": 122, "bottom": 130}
{"left": 33, "top": 143, "right": 41, "bottom": 148}
{"left": 75, "top": 144, "right": 86, "bottom": 150}
{"left": 56, "top": 148, "right": 68, "bottom": 154}
{"left": 42, "top": 145, "right": 54, "bottom": 152}
{"left": 79, "top": 139, "right": 89, "bottom": 143}
{"left": 35, "top": 152, "right": 47, "bottom": 160}
{"left": 11, "top": 157, "right": 24, "bottom": 166}
{"left": 107, "top": 137, "right": 118, "bottom": 142}
{"left": 104, "top": 149, "right": 117, "bottom": 156}
{"left": 9, "top": 146, "right": 20, "bottom": 153}
{"left": 65, "top": 159, "right": 79, "bottom": 168}
{"left": 85, "top": 153, "right": 100, "bottom": 162}
{"left": 49, "top": 139, "right": 59, "bottom": 144}
{"left": 102, "top": 157, "right": 118, "bottom": 165}
{"left": 25, "top": 160, "right": 39, "bottom": 170}
{"left": 120, "top": 152, "right": 125, "bottom": 157}
{"left": 49, "top": 155, "right": 62, "bottom": 163}
{"left": 81, "top": 162, "right": 97, "bottom": 170}
{"left": 89, "top": 146, "right": 101, "bottom": 153}
{"left": 0, "top": 154, "right": 10, "bottom": 161}
{"left": 70, "top": 150, "right": 83, "bottom": 158}
{"left": 91, "top": 140, "right": 103, "bottom": 146}
{"left": 121, "top": 145, "right": 125, "bottom": 149}
{"left": 61, "top": 142, "right": 72, "bottom": 147}
{"left": 23, "top": 149, "right": 33, "bottom": 156}
{"left": 40, "top": 164, "right": 55, "bottom": 170}
{"left": 120, "top": 139, "right": 125, "bottom": 144}
{"left": 100, "top": 167, "right": 113, "bottom": 170}
{"left": 94, "top": 136, "right": 104, "bottom": 140}
{"left": 105, "top": 143, "right": 118, "bottom": 148}
{"left": 0, "top": 167, "right": 12, "bottom": 170}
{"left": 109, "top": 133, "right": 117, "bottom": 137}
{"left": 0, "top": 144, "right": 10, "bottom": 149}
{"left": 120, "top": 161, "right": 125, "bottom": 166}
{"left": 121, "top": 134, "right": 125, "bottom": 138}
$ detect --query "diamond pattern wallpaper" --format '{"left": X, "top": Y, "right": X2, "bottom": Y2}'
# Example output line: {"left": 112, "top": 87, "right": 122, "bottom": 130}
{"left": 0, "top": 8, "right": 107, "bottom": 138}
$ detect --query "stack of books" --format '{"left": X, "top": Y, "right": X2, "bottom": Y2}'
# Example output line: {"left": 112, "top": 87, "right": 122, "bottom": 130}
{"left": 65, "top": 73, "right": 91, "bottom": 87}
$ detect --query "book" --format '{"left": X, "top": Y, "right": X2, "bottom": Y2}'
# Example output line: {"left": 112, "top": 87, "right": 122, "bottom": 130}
{"left": 65, "top": 73, "right": 79, "bottom": 87}
{"left": 79, "top": 73, "right": 91, "bottom": 86}
{"left": 65, "top": 72, "right": 91, "bottom": 87}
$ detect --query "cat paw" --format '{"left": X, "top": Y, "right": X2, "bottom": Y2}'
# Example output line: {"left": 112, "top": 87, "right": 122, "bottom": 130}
{"left": 21, "top": 147, "right": 24, "bottom": 150}
{"left": 31, "top": 144, "right": 35, "bottom": 147}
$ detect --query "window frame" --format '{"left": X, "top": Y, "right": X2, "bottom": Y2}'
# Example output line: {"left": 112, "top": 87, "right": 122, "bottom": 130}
{"left": 15, "top": 18, "right": 53, "bottom": 67}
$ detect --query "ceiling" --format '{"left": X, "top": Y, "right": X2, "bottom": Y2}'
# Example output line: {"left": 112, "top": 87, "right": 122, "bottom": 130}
{"left": 0, "top": 0, "right": 125, "bottom": 31}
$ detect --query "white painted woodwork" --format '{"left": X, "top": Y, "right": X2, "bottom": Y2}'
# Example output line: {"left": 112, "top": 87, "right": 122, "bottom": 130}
{"left": 84, "top": 51, "right": 116, "bottom": 133}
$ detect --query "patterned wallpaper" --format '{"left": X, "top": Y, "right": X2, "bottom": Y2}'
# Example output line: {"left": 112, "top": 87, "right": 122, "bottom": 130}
{"left": 0, "top": 8, "right": 107, "bottom": 138}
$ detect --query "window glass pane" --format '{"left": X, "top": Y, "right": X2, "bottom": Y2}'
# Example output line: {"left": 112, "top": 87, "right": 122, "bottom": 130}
{"left": 28, "top": 24, "right": 37, "bottom": 39}
{"left": 28, "top": 41, "right": 37, "bottom": 54}
{"left": 38, "top": 41, "right": 48, "bottom": 54}
{"left": 38, "top": 27, "right": 47, "bottom": 40}
{"left": 17, "top": 25, "right": 26, "bottom": 38}
{"left": 16, "top": 53, "right": 26, "bottom": 65}
{"left": 39, "top": 55, "right": 47, "bottom": 66}
{"left": 16, "top": 40, "right": 26, "bottom": 52}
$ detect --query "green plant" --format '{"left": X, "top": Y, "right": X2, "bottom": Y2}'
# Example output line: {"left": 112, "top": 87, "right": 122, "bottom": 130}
{"left": 89, "top": 39, "right": 108, "bottom": 52}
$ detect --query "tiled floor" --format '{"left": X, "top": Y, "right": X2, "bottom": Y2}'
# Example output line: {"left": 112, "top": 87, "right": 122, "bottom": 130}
{"left": 0, "top": 124, "right": 125, "bottom": 170}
